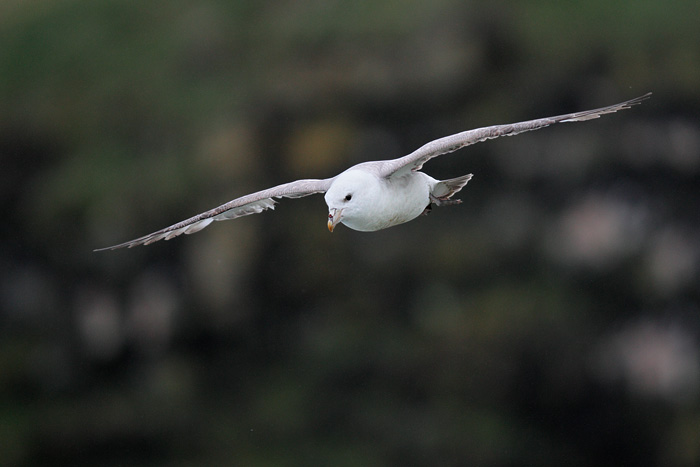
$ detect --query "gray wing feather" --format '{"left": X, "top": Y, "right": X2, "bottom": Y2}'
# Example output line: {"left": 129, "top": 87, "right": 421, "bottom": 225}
{"left": 95, "top": 178, "right": 333, "bottom": 250}
{"left": 379, "top": 93, "right": 651, "bottom": 177}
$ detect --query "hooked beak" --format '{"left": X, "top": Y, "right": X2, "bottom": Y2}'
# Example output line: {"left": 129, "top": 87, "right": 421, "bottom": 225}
{"left": 327, "top": 208, "right": 343, "bottom": 232}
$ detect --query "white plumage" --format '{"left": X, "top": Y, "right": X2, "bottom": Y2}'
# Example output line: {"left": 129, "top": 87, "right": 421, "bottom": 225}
{"left": 95, "top": 93, "right": 650, "bottom": 251}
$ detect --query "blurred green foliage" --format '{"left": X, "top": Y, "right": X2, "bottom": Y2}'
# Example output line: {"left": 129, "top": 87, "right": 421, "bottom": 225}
{"left": 2, "top": 1, "right": 699, "bottom": 466}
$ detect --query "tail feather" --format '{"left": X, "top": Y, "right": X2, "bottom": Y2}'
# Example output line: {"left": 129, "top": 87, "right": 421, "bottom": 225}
{"left": 432, "top": 174, "right": 473, "bottom": 199}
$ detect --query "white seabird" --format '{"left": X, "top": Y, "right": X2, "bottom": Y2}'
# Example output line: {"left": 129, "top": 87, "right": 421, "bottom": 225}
{"left": 95, "top": 93, "right": 650, "bottom": 251}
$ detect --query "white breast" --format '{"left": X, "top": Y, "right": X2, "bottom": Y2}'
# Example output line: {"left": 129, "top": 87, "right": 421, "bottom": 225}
{"left": 344, "top": 172, "right": 431, "bottom": 231}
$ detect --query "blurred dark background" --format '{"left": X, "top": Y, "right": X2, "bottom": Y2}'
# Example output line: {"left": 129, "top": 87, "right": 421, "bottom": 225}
{"left": 2, "top": 1, "right": 699, "bottom": 465}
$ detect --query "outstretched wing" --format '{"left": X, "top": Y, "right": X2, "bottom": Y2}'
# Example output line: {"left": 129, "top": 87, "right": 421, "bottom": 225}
{"left": 379, "top": 93, "right": 651, "bottom": 177}
{"left": 95, "top": 178, "right": 333, "bottom": 250}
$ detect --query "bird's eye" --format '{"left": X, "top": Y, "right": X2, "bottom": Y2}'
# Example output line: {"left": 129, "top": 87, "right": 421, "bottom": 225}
{"left": 344, "top": 194, "right": 352, "bottom": 201}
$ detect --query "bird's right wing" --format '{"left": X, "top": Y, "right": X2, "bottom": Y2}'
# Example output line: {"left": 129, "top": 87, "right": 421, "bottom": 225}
{"left": 95, "top": 178, "right": 333, "bottom": 250}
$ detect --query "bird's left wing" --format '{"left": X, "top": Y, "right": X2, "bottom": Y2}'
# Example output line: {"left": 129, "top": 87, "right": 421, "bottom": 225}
{"left": 378, "top": 93, "right": 651, "bottom": 177}
{"left": 95, "top": 178, "right": 333, "bottom": 250}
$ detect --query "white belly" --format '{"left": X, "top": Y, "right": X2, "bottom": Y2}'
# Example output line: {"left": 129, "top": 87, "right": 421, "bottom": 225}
{"left": 343, "top": 172, "right": 431, "bottom": 231}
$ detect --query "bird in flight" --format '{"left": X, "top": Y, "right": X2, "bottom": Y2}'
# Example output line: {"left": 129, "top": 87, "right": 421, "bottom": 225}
{"left": 95, "top": 93, "right": 651, "bottom": 251}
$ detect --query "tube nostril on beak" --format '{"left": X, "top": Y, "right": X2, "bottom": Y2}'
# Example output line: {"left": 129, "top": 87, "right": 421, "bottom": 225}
{"left": 328, "top": 209, "right": 337, "bottom": 232}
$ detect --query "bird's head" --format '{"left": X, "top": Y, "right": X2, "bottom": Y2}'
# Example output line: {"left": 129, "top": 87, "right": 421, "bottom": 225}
{"left": 324, "top": 169, "right": 375, "bottom": 232}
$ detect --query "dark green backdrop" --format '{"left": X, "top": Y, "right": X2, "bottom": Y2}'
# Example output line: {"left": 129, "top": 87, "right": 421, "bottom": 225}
{"left": 2, "top": 1, "right": 699, "bottom": 465}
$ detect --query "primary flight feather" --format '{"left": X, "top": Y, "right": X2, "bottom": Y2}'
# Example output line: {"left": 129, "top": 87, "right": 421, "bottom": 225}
{"left": 95, "top": 93, "right": 651, "bottom": 251}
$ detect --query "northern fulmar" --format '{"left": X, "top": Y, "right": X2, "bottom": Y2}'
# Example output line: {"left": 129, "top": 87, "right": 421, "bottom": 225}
{"left": 95, "top": 93, "right": 650, "bottom": 251}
